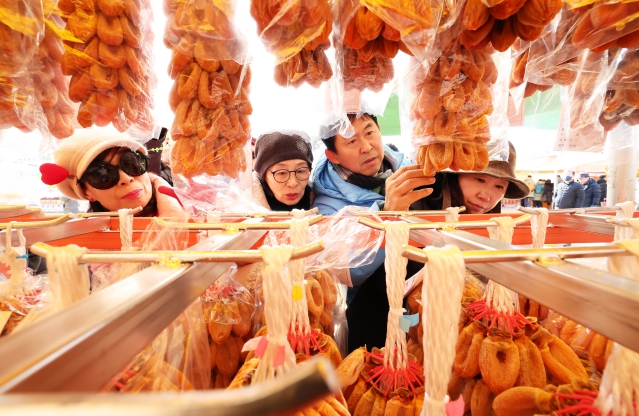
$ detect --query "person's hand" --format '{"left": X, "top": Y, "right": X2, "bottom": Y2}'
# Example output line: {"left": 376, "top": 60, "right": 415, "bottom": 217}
{"left": 384, "top": 165, "right": 436, "bottom": 211}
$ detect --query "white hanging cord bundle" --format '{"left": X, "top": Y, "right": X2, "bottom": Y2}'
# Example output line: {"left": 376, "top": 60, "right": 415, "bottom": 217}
{"left": 118, "top": 208, "right": 136, "bottom": 251}
{"left": 530, "top": 208, "right": 549, "bottom": 249}
{"left": 592, "top": 205, "right": 639, "bottom": 415}
{"left": 594, "top": 342, "right": 639, "bottom": 416}
{"left": 614, "top": 201, "right": 635, "bottom": 241}
{"left": 421, "top": 246, "right": 466, "bottom": 416}
{"left": 288, "top": 210, "right": 312, "bottom": 345}
{"left": 252, "top": 245, "right": 297, "bottom": 384}
{"left": 445, "top": 207, "right": 461, "bottom": 223}
{"left": 383, "top": 220, "right": 410, "bottom": 371}
{"left": 15, "top": 244, "right": 89, "bottom": 331}
{"left": 0, "top": 222, "right": 28, "bottom": 298}
{"left": 485, "top": 216, "right": 519, "bottom": 317}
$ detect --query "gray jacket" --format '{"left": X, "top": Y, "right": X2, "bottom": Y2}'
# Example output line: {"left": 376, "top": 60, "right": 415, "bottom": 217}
{"left": 554, "top": 180, "right": 585, "bottom": 209}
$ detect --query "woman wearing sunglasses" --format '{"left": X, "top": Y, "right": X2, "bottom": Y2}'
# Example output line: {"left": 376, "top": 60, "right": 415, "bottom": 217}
{"left": 40, "top": 131, "right": 183, "bottom": 217}
{"left": 252, "top": 132, "right": 314, "bottom": 211}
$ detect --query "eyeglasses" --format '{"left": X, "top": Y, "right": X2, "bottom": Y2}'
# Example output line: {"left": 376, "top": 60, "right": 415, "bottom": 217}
{"left": 80, "top": 150, "right": 149, "bottom": 190}
{"left": 270, "top": 167, "right": 311, "bottom": 183}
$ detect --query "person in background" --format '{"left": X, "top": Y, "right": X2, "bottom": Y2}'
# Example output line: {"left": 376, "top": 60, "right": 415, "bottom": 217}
{"left": 252, "top": 132, "right": 314, "bottom": 211}
{"left": 543, "top": 179, "right": 554, "bottom": 209}
{"left": 554, "top": 171, "right": 584, "bottom": 209}
{"left": 524, "top": 174, "right": 535, "bottom": 208}
{"left": 597, "top": 174, "right": 607, "bottom": 206}
{"left": 579, "top": 172, "right": 601, "bottom": 207}
{"left": 40, "top": 132, "right": 183, "bottom": 217}
{"left": 145, "top": 127, "right": 173, "bottom": 186}
{"left": 533, "top": 178, "right": 545, "bottom": 208}
{"left": 60, "top": 195, "right": 79, "bottom": 214}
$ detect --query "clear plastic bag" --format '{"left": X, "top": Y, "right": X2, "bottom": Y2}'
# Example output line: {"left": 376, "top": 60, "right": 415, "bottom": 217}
{"left": 0, "top": 2, "right": 75, "bottom": 141}
{"left": 571, "top": 0, "right": 639, "bottom": 52}
{"left": 403, "top": 20, "right": 504, "bottom": 175}
{"left": 201, "top": 265, "right": 255, "bottom": 389}
{"left": 459, "top": 0, "right": 562, "bottom": 51}
{"left": 599, "top": 47, "right": 639, "bottom": 130}
{"left": 108, "top": 298, "right": 211, "bottom": 392}
{"left": 164, "top": 0, "right": 252, "bottom": 180}
{"left": 250, "top": 0, "right": 334, "bottom": 88}
{"left": 62, "top": 0, "right": 156, "bottom": 136}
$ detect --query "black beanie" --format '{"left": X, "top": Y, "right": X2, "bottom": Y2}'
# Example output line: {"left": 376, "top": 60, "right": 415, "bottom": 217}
{"left": 254, "top": 132, "right": 313, "bottom": 181}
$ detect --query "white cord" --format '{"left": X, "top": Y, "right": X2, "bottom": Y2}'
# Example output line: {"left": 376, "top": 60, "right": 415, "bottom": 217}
{"left": 252, "top": 245, "right": 297, "bottom": 384}
{"left": 530, "top": 208, "right": 549, "bottom": 249}
{"left": 486, "top": 217, "right": 518, "bottom": 314}
{"left": 421, "top": 246, "right": 466, "bottom": 416}
{"left": 383, "top": 221, "right": 410, "bottom": 371}
{"left": 14, "top": 244, "right": 89, "bottom": 331}
{"left": 289, "top": 214, "right": 311, "bottom": 339}
{"left": 614, "top": 201, "right": 635, "bottom": 241}
{"left": 0, "top": 223, "right": 27, "bottom": 298}
{"left": 118, "top": 208, "right": 135, "bottom": 250}
{"left": 594, "top": 343, "right": 639, "bottom": 416}
{"left": 596, "top": 203, "right": 639, "bottom": 416}
{"left": 445, "top": 207, "right": 461, "bottom": 223}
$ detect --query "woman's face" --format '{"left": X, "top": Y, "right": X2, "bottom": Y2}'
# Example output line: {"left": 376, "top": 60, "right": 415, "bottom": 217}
{"left": 264, "top": 159, "right": 310, "bottom": 206}
{"left": 83, "top": 148, "right": 153, "bottom": 211}
{"left": 458, "top": 173, "right": 509, "bottom": 214}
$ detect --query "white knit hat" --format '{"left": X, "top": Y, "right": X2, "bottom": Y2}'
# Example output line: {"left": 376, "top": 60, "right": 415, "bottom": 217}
{"left": 40, "top": 130, "right": 147, "bottom": 200}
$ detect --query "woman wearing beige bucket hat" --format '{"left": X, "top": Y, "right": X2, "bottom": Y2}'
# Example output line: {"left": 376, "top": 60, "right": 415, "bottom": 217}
{"left": 39, "top": 131, "right": 183, "bottom": 217}
{"left": 394, "top": 141, "right": 529, "bottom": 214}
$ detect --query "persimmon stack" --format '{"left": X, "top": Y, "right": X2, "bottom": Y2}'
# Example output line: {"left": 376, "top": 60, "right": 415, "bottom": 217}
{"left": 251, "top": 0, "right": 333, "bottom": 88}
{"left": 164, "top": 0, "right": 251, "bottom": 179}
{"left": 61, "top": 0, "right": 155, "bottom": 133}
{"left": 461, "top": 0, "right": 563, "bottom": 51}
{"left": 410, "top": 42, "right": 498, "bottom": 175}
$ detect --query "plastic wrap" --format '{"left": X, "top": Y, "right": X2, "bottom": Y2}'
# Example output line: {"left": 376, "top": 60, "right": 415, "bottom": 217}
{"left": 460, "top": 0, "right": 563, "bottom": 51}
{"left": 61, "top": 0, "right": 156, "bottom": 135}
{"left": 108, "top": 299, "right": 211, "bottom": 392}
{"left": 598, "top": 47, "right": 639, "bottom": 131}
{"left": 0, "top": 226, "right": 44, "bottom": 337}
{"left": 13, "top": 244, "right": 89, "bottom": 331}
{"left": 405, "top": 22, "right": 504, "bottom": 175}
{"left": 164, "top": 0, "right": 251, "bottom": 180}
{"left": 250, "top": 0, "right": 333, "bottom": 88}
{"left": 571, "top": 0, "right": 639, "bottom": 52}
{"left": 0, "top": 2, "right": 77, "bottom": 140}
{"left": 200, "top": 265, "right": 255, "bottom": 389}
{"left": 105, "top": 214, "right": 210, "bottom": 392}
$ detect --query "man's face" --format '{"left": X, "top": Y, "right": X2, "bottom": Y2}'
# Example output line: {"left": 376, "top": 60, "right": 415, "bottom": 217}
{"left": 580, "top": 176, "right": 589, "bottom": 184}
{"left": 564, "top": 171, "right": 574, "bottom": 181}
{"left": 325, "top": 116, "right": 384, "bottom": 176}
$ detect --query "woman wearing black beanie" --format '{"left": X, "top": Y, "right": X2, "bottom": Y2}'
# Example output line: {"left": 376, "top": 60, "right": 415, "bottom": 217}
{"left": 252, "top": 131, "right": 314, "bottom": 211}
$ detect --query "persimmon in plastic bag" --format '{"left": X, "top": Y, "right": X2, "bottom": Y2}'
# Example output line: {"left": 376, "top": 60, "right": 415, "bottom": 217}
{"left": 61, "top": 0, "right": 156, "bottom": 136}
{"left": 1, "top": 3, "right": 75, "bottom": 140}
{"left": 598, "top": 47, "right": 639, "bottom": 130}
{"left": 405, "top": 34, "right": 499, "bottom": 175}
{"left": 164, "top": 0, "right": 252, "bottom": 179}
{"left": 251, "top": 0, "right": 334, "bottom": 88}
{"left": 572, "top": 0, "right": 639, "bottom": 52}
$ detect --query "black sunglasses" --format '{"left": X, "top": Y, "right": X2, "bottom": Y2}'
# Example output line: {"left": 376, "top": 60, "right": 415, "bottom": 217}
{"left": 80, "top": 150, "right": 149, "bottom": 190}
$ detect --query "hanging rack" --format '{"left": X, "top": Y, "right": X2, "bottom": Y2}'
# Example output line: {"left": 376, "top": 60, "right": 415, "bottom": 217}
{"left": 29, "top": 240, "right": 325, "bottom": 264}
{"left": 402, "top": 244, "right": 630, "bottom": 264}
{"left": 153, "top": 215, "right": 323, "bottom": 230}
{"left": 0, "top": 222, "right": 313, "bottom": 393}
{"left": 0, "top": 356, "right": 339, "bottom": 416}
{"left": 214, "top": 207, "right": 320, "bottom": 218}
{"left": 400, "top": 215, "right": 639, "bottom": 353}
{"left": 0, "top": 214, "right": 73, "bottom": 229}
{"left": 358, "top": 213, "right": 532, "bottom": 230}
{"left": 345, "top": 206, "right": 466, "bottom": 217}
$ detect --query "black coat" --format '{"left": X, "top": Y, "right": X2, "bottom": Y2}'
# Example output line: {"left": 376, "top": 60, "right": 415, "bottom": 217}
{"left": 582, "top": 178, "right": 601, "bottom": 207}
{"left": 554, "top": 181, "right": 585, "bottom": 209}
{"left": 543, "top": 183, "right": 554, "bottom": 204}
{"left": 597, "top": 179, "right": 607, "bottom": 200}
